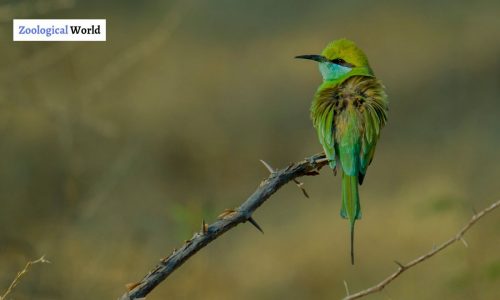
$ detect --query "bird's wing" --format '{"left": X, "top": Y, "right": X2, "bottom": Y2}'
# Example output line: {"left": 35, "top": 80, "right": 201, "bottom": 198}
{"left": 315, "top": 105, "right": 336, "bottom": 169}
{"left": 359, "top": 106, "right": 379, "bottom": 184}
{"left": 359, "top": 79, "right": 388, "bottom": 184}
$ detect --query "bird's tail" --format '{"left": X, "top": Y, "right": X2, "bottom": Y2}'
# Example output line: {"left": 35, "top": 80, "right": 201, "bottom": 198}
{"left": 340, "top": 173, "right": 361, "bottom": 265}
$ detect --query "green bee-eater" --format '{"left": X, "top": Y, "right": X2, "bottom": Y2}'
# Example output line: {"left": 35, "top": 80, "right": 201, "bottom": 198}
{"left": 296, "top": 39, "right": 388, "bottom": 264}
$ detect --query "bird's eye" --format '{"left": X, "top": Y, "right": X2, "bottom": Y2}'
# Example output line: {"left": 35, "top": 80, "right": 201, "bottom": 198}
{"left": 331, "top": 58, "right": 344, "bottom": 65}
{"left": 331, "top": 58, "right": 354, "bottom": 68}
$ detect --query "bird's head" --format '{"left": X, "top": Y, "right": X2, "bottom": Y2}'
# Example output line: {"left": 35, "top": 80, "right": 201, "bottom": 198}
{"left": 296, "top": 38, "right": 373, "bottom": 82}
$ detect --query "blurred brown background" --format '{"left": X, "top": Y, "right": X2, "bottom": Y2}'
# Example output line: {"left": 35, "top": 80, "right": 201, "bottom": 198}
{"left": 1, "top": 0, "right": 499, "bottom": 299}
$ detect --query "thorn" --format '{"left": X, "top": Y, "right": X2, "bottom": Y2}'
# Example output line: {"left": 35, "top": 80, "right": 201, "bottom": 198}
{"left": 248, "top": 216, "right": 264, "bottom": 234}
{"left": 472, "top": 207, "right": 477, "bottom": 215}
{"left": 316, "top": 157, "right": 329, "bottom": 164}
{"left": 292, "top": 179, "right": 309, "bottom": 198}
{"left": 343, "top": 280, "right": 350, "bottom": 296}
{"left": 285, "top": 163, "right": 294, "bottom": 171}
{"left": 333, "top": 166, "right": 337, "bottom": 176}
{"left": 217, "top": 208, "right": 236, "bottom": 220}
{"left": 125, "top": 281, "right": 141, "bottom": 291}
{"left": 394, "top": 260, "right": 405, "bottom": 269}
{"left": 460, "top": 236, "right": 469, "bottom": 247}
{"left": 259, "top": 159, "right": 275, "bottom": 173}
{"left": 201, "top": 219, "right": 208, "bottom": 234}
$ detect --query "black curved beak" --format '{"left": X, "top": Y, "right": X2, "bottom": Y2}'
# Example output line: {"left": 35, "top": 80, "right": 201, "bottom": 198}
{"left": 294, "top": 54, "right": 327, "bottom": 62}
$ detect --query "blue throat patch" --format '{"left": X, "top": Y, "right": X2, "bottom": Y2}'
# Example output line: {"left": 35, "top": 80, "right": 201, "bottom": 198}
{"left": 319, "top": 62, "right": 352, "bottom": 81}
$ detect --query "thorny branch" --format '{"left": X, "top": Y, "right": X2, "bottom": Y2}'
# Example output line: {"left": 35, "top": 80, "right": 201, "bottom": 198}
{"left": 118, "top": 151, "right": 499, "bottom": 300}
{"left": 120, "top": 153, "right": 328, "bottom": 300}
{"left": 343, "top": 199, "right": 500, "bottom": 300}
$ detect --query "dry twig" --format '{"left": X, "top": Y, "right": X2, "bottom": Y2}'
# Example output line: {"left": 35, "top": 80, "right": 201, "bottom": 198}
{"left": 343, "top": 199, "right": 500, "bottom": 300}
{"left": 0, "top": 256, "right": 50, "bottom": 300}
{"left": 120, "top": 153, "right": 328, "bottom": 300}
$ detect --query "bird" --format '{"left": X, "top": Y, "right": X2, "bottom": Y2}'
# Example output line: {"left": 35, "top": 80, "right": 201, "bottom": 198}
{"left": 296, "top": 39, "right": 388, "bottom": 264}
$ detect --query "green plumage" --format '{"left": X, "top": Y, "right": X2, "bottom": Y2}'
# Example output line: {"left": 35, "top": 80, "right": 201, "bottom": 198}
{"left": 297, "top": 39, "right": 388, "bottom": 264}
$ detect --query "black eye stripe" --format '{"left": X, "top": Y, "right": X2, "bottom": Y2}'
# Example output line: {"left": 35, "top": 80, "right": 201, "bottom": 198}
{"left": 330, "top": 58, "right": 355, "bottom": 68}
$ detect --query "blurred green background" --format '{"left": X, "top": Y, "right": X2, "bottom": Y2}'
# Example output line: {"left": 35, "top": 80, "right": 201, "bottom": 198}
{"left": 1, "top": 0, "right": 499, "bottom": 299}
